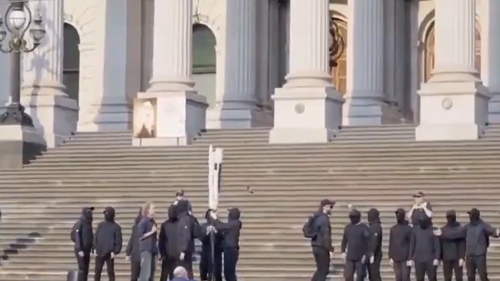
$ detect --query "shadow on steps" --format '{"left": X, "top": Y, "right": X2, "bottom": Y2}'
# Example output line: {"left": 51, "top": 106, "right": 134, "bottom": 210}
{"left": 0, "top": 232, "right": 42, "bottom": 262}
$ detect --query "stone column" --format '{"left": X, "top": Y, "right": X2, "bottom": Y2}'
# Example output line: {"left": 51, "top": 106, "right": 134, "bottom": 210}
{"left": 416, "top": 0, "right": 488, "bottom": 141}
{"left": 134, "top": 0, "right": 207, "bottom": 146}
{"left": 343, "top": 0, "right": 385, "bottom": 125}
{"left": 21, "top": 0, "right": 78, "bottom": 147}
{"left": 209, "top": 0, "right": 259, "bottom": 128}
{"left": 481, "top": 0, "right": 500, "bottom": 122}
{"left": 269, "top": 0, "right": 343, "bottom": 144}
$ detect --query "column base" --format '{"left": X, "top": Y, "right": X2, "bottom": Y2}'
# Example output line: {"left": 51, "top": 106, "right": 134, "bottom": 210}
{"left": 342, "top": 98, "right": 405, "bottom": 126}
{"left": 132, "top": 91, "right": 208, "bottom": 146}
{"left": 77, "top": 98, "right": 132, "bottom": 132}
{"left": 206, "top": 105, "right": 273, "bottom": 129}
{"left": 416, "top": 81, "right": 490, "bottom": 141}
{"left": 21, "top": 95, "right": 79, "bottom": 147}
{"left": 488, "top": 92, "right": 500, "bottom": 123}
{"left": 0, "top": 124, "right": 46, "bottom": 169}
{"left": 269, "top": 86, "right": 343, "bottom": 144}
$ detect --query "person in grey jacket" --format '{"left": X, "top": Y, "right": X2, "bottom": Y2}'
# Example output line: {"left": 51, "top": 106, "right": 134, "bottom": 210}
{"left": 126, "top": 208, "right": 142, "bottom": 281}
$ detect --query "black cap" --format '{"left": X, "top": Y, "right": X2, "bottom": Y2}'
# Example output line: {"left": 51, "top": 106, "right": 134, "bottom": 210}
{"left": 320, "top": 199, "right": 335, "bottom": 207}
{"left": 446, "top": 210, "right": 456, "bottom": 217}
{"left": 103, "top": 206, "right": 114, "bottom": 214}
{"left": 395, "top": 208, "right": 406, "bottom": 215}
{"left": 467, "top": 208, "right": 480, "bottom": 216}
{"left": 176, "top": 190, "right": 185, "bottom": 197}
{"left": 413, "top": 191, "right": 425, "bottom": 198}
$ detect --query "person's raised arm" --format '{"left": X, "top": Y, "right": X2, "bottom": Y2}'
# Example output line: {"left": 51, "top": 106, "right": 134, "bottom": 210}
{"left": 423, "top": 202, "right": 433, "bottom": 218}
{"left": 483, "top": 223, "right": 500, "bottom": 238}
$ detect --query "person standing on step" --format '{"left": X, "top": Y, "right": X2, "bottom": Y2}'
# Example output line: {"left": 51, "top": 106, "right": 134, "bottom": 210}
{"left": 388, "top": 208, "right": 412, "bottom": 281}
{"left": 138, "top": 202, "right": 158, "bottom": 281}
{"left": 210, "top": 208, "right": 242, "bottom": 281}
{"left": 366, "top": 208, "right": 382, "bottom": 281}
{"left": 436, "top": 208, "right": 500, "bottom": 281}
{"left": 175, "top": 200, "right": 198, "bottom": 279}
{"left": 341, "top": 209, "right": 370, "bottom": 281}
{"left": 407, "top": 191, "right": 433, "bottom": 227}
{"left": 159, "top": 204, "right": 181, "bottom": 281}
{"left": 439, "top": 210, "right": 466, "bottom": 281}
{"left": 126, "top": 207, "right": 143, "bottom": 281}
{"left": 94, "top": 206, "right": 123, "bottom": 281}
{"left": 302, "top": 199, "right": 335, "bottom": 281}
{"left": 71, "top": 206, "right": 94, "bottom": 281}
{"left": 408, "top": 214, "right": 440, "bottom": 281}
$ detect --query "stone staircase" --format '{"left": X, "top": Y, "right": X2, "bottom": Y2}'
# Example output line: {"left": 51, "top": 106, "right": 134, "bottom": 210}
{"left": 0, "top": 125, "right": 500, "bottom": 280}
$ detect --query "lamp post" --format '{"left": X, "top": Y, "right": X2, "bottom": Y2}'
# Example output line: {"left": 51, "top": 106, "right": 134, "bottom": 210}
{"left": 0, "top": 0, "right": 45, "bottom": 127}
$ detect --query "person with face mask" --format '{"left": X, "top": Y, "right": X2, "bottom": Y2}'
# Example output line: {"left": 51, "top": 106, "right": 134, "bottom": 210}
{"left": 439, "top": 210, "right": 465, "bottom": 281}
{"left": 71, "top": 207, "right": 94, "bottom": 281}
{"left": 176, "top": 200, "right": 198, "bottom": 279}
{"left": 198, "top": 209, "right": 223, "bottom": 281}
{"left": 341, "top": 209, "right": 369, "bottom": 281}
{"left": 409, "top": 214, "right": 440, "bottom": 281}
{"left": 437, "top": 208, "right": 500, "bottom": 281}
{"left": 366, "top": 208, "right": 382, "bottom": 281}
{"left": 408, "top": 191, "right": 433, "bottom": 227}
{"left": 389, "top": 208, "right": 412, "bottom": 281}
{"left": 210, "top": 208, "right": 243, "bottom": 281}
{"left": 303, "top": 199, "right": 335, "bottom": 281}
{"left": 94, "top": 207, "right": 123, "bottom": 281}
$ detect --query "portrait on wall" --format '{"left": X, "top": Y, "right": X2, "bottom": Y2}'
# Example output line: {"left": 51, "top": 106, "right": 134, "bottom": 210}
{"left": 133, "top": 98, "right": 157, "bottom": 138}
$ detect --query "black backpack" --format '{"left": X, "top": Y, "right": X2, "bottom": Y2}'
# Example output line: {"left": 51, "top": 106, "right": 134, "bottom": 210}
{"left": 302, "top": 215, "right": 317, "bottom": 238}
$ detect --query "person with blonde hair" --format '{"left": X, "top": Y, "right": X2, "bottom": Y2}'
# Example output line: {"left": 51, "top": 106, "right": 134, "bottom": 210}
{"left": 138, "top": 202, "right": 158, "bottom": 281}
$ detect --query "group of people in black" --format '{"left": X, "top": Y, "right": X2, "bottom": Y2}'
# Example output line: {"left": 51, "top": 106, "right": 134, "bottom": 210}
{"left": 71, "top": 190, "right": 243, "bottom": 281}
{"left": 305, "top": 191, "right": 500, "bottom": 281}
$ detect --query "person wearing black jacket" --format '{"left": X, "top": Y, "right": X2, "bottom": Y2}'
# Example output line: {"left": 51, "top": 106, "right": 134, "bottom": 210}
{"left": 440, "top": 210, "right": 465, "bottom": 281}
{"left": 341, "top": 209, "right": 370, "bottom": 281}
{"left": 94, "top": 207, "right": 123, "bottom": 281}
{"left": 176, "top": 200, "right": 198, "bottom": 279}
{"left": 437, "top": 208, "right": 500, "bottom": 281}
{"left": 210, "top": 208, "right": 242, "bottom": 281}
{"left": 159, "top": 204, "right": 180, "bottom": 281}
{"left": 409, "top": 215, "right": 440, "bottom": 281}
{"left": 388, "top": 208, "right": 412, "bottom": 281}
{"left": 307, "top": 199, "right": 334, "bottom": 281}
{"left": 198, "top": 209, "right": 223, "bottom": 281}
{"left": 366, "top": 208, "right": 382, "bottom": 281}
{"left": 125, "top": 208, "right": 142, "bottom": 281}
{"left": 73, "top": 207, "right": 94, "bottom": 281}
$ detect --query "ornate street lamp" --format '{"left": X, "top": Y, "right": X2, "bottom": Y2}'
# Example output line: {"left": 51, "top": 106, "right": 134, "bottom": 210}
{"left": 329, "top": 17, "right": 345, "bottom": 70}
{"left": 0, "top": 0, "right": 45, "bottom": 127}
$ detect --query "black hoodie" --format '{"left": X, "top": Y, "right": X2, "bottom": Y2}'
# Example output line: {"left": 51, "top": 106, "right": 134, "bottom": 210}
{"left": 440, "top": 210, "right": 466, "bottom": 261}
{"left": 159, "top": 204, "right": 181, "bottom": 259}
{"left": 341, "top": 209, "right": 370, "bottom": 261}
{"left": 74, "top": 207, "right": 94, "bottom": 253}
{"left": 94, "top": 207, "right": 123, "bottom": 257}
{"left": 388, "top": 209, "right": 412, "bottom": 262}
{"left": 198, "top": 209, "right": 224, "bottom": 256}
{"left": 214, "top": 208, "right": 242, "bottom": 249}
{"left": 176, "top": 200, "right": 198, "bottom": 255}
{"left": 367, "top": 208, "right": 382, "bottom": 258}
{"left": 409, "top": 215, "right": 440, "bottom": 262}
{"left": 125, "top": 208, "right": 142, "bottom": 262}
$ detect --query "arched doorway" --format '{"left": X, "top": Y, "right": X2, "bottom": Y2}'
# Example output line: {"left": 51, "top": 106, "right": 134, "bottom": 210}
{"left": 423, "top": 21, "right": 481, "bottom": 82}
{"left": 330, "top": 18, "right": 347, "bottom": 94}
{"left": 192, "top": 24, "right": 216, "bottom": 108}
{"left": 63, "top": 23, "right": 80, "bottom": 104}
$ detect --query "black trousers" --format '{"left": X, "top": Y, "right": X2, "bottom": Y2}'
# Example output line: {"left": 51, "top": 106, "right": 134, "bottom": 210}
{"left": 160, "top": 257, "right": 176, "bottom": 281}
{"left": 366, "top": 255, "right": 382, "bottom": 281}
{"left": 200, "top": 249, "right": 222, "bottom": 281}
{"left": 223, "top": 247, "right": 239, "bottom": 281}
{"left": 311, "top": 247, "right": 330, "bottom": 281}
{"left": 130, "top": 261, "right": 141, "bottom": 281}
{"left": 94, "top": 254, "right": 115, "bottom": 281}
{"left": 344, "top": 260, "right": 366, "bottom": 281}
{"left": 393, "top": 261, "right": 410, "bottom": 281}
{"left": 75, "top": 251, "right": 90, "bottom": 281}
{"left": 443, "top": 259, "right": 463, "bottom": 281}
{"left": 414, "top": 260, "right": 437, "bottom": 281}
{"left": 466, "top": 255, "right": 488, "bottom": 281}
{"left": 176, "top": 253, "right": 194, "bottom": 279}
